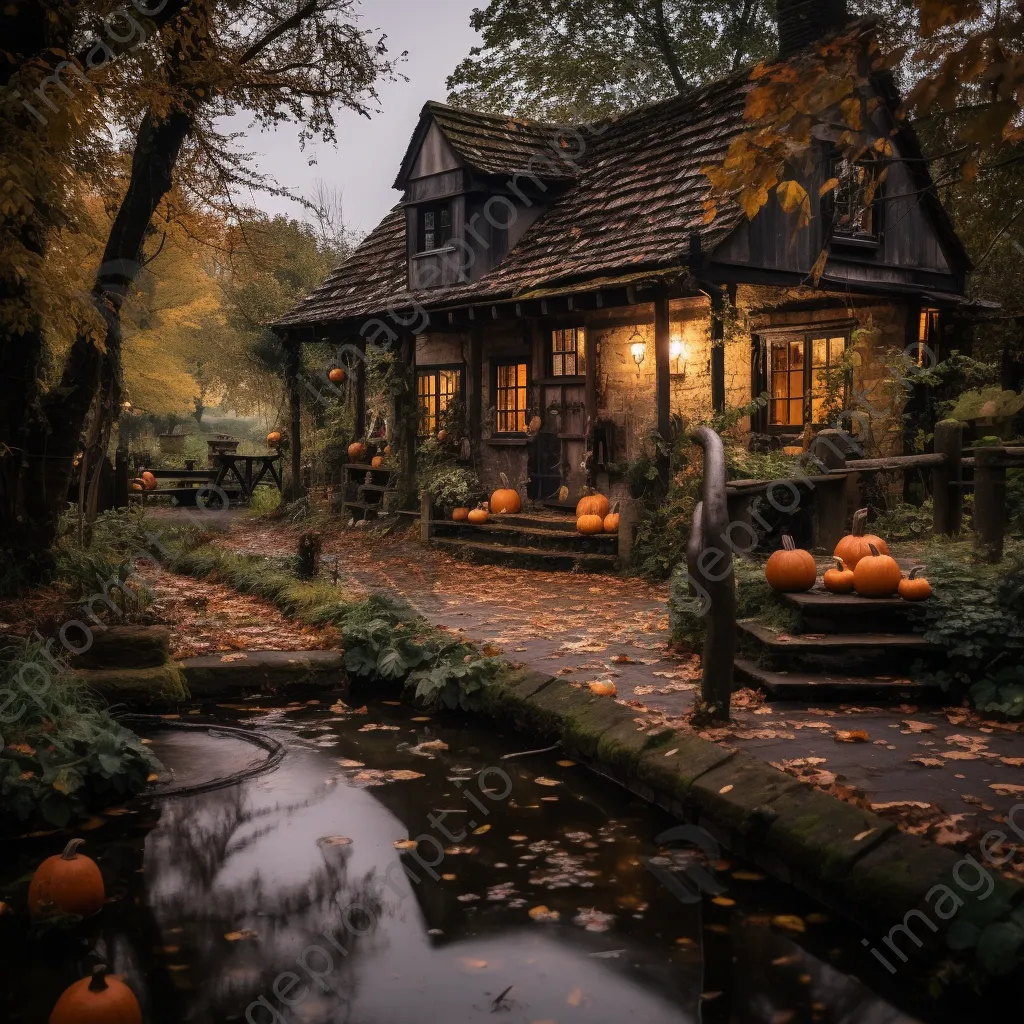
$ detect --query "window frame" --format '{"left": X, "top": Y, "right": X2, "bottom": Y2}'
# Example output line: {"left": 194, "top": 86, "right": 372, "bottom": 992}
{"left": 492, "top": 359, "right": 529, "bottom": 436}
{"left": 550, "top": 326, "right": 586, "bottom": 379}
{"left": 416, "top": 201, "right": 454, "bottom": 255}
{"left": 825, "top": 153, "right": 884, "bottom": 247}
{"left": 415, "top": 364, "right": 464, "bottom": 438}
{"left": 756, "top": 330, "right": 852, "bottom": 433}
{"left": 915, "top": 307, "right": 942, "bottom": 367}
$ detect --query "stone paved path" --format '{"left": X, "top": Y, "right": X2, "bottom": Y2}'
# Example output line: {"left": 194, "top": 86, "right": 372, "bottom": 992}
{"left": 171, "top": 510, "right": 1024, "bottom": 877}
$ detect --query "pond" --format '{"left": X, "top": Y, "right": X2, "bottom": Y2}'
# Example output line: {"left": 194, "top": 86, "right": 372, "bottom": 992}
{"left": 1, "top": 698, "right": 950, "bottom": 1023}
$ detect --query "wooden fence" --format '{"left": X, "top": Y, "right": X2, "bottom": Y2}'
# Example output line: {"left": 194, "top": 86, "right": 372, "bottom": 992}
{"left": 723, "top": 419, "right": 1023, "bottom": 562}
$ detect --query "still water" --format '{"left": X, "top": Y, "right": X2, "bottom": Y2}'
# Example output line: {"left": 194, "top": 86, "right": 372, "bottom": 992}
{"left": 1, "top": 698, "right": 933, "bottom": 1023}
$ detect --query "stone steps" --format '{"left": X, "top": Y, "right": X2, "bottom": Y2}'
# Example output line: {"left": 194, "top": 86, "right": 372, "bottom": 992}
{"left": 429, "top": 537, "right": 618, "bottom": 573}
{"left": 734, "top": 657, "right": 939, "bottom": 699}
{"left": 431, "top": 518, "right": 616, "bottom": 553}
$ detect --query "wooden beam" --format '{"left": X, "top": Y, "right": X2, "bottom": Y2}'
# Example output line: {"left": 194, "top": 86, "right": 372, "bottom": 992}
{"left": 932, "top": 419, "right": 962, "bottom": 536}
{"left": 654, "top": 293, "right": 671, "bottom": 483}
{"left": 286, "top": 337, "right": 303, "bottom": 500}
{"left": 584, "top": 324, "right": 598, "bottom": 485}
{"left": 709, "top": 286, "right": 726, "bottom": 414}
{"left": 469, "top": 326, "right": 483, "bottom": 453}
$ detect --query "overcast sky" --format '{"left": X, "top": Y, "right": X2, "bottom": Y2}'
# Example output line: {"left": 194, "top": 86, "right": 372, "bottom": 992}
{"left": 230, "top": 0, "right": 481, "bottom": 238}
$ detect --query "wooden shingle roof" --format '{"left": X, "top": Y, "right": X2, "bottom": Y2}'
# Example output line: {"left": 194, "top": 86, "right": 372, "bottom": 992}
{"left": 276, "top": 72, "right": 754, "bottom": 330}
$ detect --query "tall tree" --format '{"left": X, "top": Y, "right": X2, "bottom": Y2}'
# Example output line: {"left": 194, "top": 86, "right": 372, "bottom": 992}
{"left": 446, "top": 0, "right": 779, "bottom": 121}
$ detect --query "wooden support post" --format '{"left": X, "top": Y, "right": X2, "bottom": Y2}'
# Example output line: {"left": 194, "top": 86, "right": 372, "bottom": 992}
{"left": 469, "top": 326, "right": 483, "bottom": 454}
{"left": 974, "top": 446, "right": 1006, "bottom": 562}
{"left": 810, "top": 429, "right": 847, "bottom": 552}
{"left": 709, "top": 288, "right": 726, "bottom": 415}
{"left": 354, "top": 337, "right": 367, "bottom": 440}
{"left": 420, "top": 490, "right": 433, "bottom": 544}
{"left": 585, "top": 324, "right": 599, "bottom": 486}
{"left": 932, "top": 418, "right": 963, "bottom": 536}
{"left": 400, "top": 331, "right": 417, "bottom": 502}
{"left": 654, "top": 293, "right": 671, "bottom": 484}
{"left": 285, "top": 337, "right": 303, "bottom": 501}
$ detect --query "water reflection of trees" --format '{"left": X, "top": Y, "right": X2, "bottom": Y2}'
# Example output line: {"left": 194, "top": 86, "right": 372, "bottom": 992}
{"left": 134, "top": 783, "right": 386, "bottom": 1023}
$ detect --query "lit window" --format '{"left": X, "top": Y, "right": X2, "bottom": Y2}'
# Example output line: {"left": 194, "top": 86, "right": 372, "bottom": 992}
{"left": 831, "top": 157, "right": 880, "bottom": 239}
{"left": 418, "top": 203, "right": 452, "bottom": 253}
{"left": 917, "top": 308, "right": 941, "bottom": 366}
{"left": 417, "top": 367, "right": 461, "bottom": 436}
{"left": 768, "top": 334, "right": 848, "bottom": 428}
{"left": 495, "top": 361, "right": 527, "bottom": 433}
{"left": 551, "top": 328, "right": 585, "bottom": 376}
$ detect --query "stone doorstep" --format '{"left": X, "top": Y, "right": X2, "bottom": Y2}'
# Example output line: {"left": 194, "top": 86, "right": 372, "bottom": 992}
{"left": 479, "top": 670, "right": 1024, "bottom": 976}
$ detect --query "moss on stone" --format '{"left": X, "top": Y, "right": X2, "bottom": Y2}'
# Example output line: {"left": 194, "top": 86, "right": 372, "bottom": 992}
{"left": 686, "top": 754, "right": 800, "bottom": 834}
{"left": 634, "top": 733, "right": 736, "bottom": 803}
{"left": 75, "top": 662, "right": 189, "bottom": 703}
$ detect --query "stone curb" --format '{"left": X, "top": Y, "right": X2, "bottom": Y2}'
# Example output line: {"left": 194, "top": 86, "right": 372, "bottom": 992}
{"left": 481, "top": 668, "right": 1024, "bottom": 981}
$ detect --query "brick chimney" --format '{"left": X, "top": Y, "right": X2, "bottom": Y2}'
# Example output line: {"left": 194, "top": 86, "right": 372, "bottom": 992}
{"left": 776, "top": 0, "right": 849, "bottom": 57}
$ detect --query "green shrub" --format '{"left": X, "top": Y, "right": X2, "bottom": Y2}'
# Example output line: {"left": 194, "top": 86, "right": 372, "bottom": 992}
{"left": 0, "top": 640, "right": 162, "bottom": 828}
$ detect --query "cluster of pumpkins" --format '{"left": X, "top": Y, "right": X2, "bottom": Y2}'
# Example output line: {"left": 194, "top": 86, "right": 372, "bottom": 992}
{"left": 765, "top": 508, "right": 931, "bottom": 601}
{"left": 347, "top": 441, "right": 390, "bottom": 468}
{"left": 575, "top": 493, "right": 619, "bottom": 535}
{"left": 129, "top": 470, "right": 157, "bottom": 493}
{"left": 452, "top": 473, "right": 520, "bottom": 524}
{"left": 23, "top": 839, "right": 142, "bottom": 1022}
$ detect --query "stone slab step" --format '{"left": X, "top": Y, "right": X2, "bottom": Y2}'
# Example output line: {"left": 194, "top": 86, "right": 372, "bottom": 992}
{"left": 776, "top": 588, "right": 917, "bottom": 634}
{"left": 431, "top": 519, "right": 616, "bottom": 552}
{"left": 734, "top": 657, "right": 938, "bottom": 698}
{"left": 739, "top": 620, "right": 938, "bottom": 652}
{"left": 430, "top": 537, "right": 618, "bottom": 573}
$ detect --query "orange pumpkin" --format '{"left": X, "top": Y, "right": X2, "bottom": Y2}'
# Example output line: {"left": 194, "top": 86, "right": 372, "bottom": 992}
{"left": 834, "top": 508, "right": 890, "bottom": 569}
{"left": 576, "top": 492, "right": 610, "bottom": 518}
{"left": 371, "top": 456, "right": 384, "bottom": 469}
{"left": 328, "top": 367, "right": 345, "bottom": 384}
{"left": 436, "top": 429, "right": 448, "bottom": 443}
{"left": 383, "top": 444, "right": 392, "bottom": 456}
{"left": 49, "top": 965, "right": 142, "bottom": 1024}
{"left": 467, "top": 507, "right": 489, "bottom": 525}
{"left": 765, "top": 535, "right": 817, "bottom": 593}
{"left": 130, "top": 480, "right": 144, "bottom": 492}
{"left": 490, "top": 472, "right": 521, "bottom": 514}
{"left": 823, "top": 557, "right": 855, "bottom": 594}
{"left": 452, "top": 507, "right": 469, "bottom": 522}
{"left": 577, "top": 513, "right": 604, "bottom": 535}
{"left": 141, "top": 471, "right": 157, "bottom": 491}
{"left": 603, "top": 502, "right": 620, "bottom": 534}
{"left": 853, "top": 543, "right": 903, "bottom": 598}
{"left": 898, "top": 565, "right": 932, "bottom": 601}
{"left": 347, "top": 442, "right": 367, "bottom": 462}
{"left": 588, "top": 681, "right": 617, "bottom": 696}
{"left": 29, "top": 839, "right": 105, "bottom": 919}
{"left": 266, "top": 430, "right": 282, "bottom": 446}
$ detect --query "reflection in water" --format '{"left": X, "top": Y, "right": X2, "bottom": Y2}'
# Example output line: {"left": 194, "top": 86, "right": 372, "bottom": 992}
{"left": 0, "top": 703, "right": 933, "bottom": 1024}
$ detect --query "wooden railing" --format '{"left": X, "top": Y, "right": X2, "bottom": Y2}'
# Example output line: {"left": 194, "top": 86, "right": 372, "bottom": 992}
{"left": 686, "top": 426, "right": 736, "bottom": 721}
{"left": 723, "top": 420, "right": 1022, "bottom": 562}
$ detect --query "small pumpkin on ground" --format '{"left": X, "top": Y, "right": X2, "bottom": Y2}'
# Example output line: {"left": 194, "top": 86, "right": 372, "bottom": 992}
{"left": 451, "top": 507, "right": 469, "bottom": 522}
{"left": 266, "top": 430, "right": 282, "bottom": 446}
{"left": 577, "top": 513, "right": 604, "bottom": 535}
{"left": 371, "top": 456, "right": 384, "bottom": 469}
{"left": 765, "top": 535, "right": 817, "bottom": 593}
{"left": 328, "top": 367, "right": 345, "bottom": 384}
{"left": 576, "top": 491, "right": 610, "bottom": 518}
{"left": 49, "top": 965, "right": 142, "bottom": 1024}
{"left": 490, "top": 472, "right": 521, "bottom": 514}
{"left": 29, "top": 839, "right": 105, "bottom": 919}
{"left": 834, "top": 508, "right": 889, "bottom": 569}
{"left": 823, "top": 557, "right": 855, "bottom": 594}
{"left": 467, "top": 506, "right": 489, "bottom": 524}
{"left": 898, "top": 565, "right": 932, "bottom": 601}
{"left": 853, "top": 543, "right": 903, "bottom": 598}
{"left": 347, "top": 442, "right": 368, "bottom": 462}
{"left": 603, "top": 502, "right": 620, "bottom": 534}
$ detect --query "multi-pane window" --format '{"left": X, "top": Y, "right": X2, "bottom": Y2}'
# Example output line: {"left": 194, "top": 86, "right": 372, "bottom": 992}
{"left": 831, "top": 157, "right": 879, "bottom": 239}
{"left": 418, "top": 203, "right": 452, "bottom": 253}
{"left": 916, "top": 307, "right": 941, "bottom": 366}
{"left": 495, "top": 361, "right": 527, "bottom": 433}
{"left": 416, "top": 367, "right": 461, "bottom": 436}
{"left": 768, "top": 334, "right": 848, "bottom": 428}
{"left": 551, "top": 327, "right": 585, "bottom": 376}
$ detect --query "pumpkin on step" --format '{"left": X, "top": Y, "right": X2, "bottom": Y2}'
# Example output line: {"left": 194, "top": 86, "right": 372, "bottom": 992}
{"left": 371, "top": 456, "right": 384, "bottom": 469}
{"left": 853, "top": 543, "right": 902, "bottom": 597}
{"left": 347, "top": 442, "right": 367, "bottom": 462}
{"left": 29, "top": 839, "right": 105, "bottom": 919}
{"left": 603, "top": 502, "right": 620, "bottom": 534}
{"left": 765, "top": 535, "right": 817, "bottom": 593}
{"left": 49, "top": 965, "right": 141, "bottom": 1024}
{"left": 898, "top": 565, "right": 932, "bottom": 601}
{"left": 490, "top": 472, "right": 521, "bottom": 514}
{"left": 834, "top": 508, "right": 889, "bottom": 568}
{"left": 577, "top": 513, "right": 604, "bottom": 535}
{"left": 467, "top": 507, "right": 489, "bottom": 524}
{"left": 452, "top": 507, "right": 469, "bottom": 522}
{"left": 141, "top": 471, "right": 157, "bottom": 490}
{"left": 576, "top": 492, "right": 610, "bottom": 518}
{"left": 823, "top": 557, "right": 855, "bottom": 593}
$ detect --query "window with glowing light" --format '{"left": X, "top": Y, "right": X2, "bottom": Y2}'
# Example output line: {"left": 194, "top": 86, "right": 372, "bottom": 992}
{"left": 416, "top": 366, "right": 462, "bottom": 436}
{"left": 551, "top": 327, "right": 585, "bottom": 376}
{"left": 494, "top": 361, "right": 528, "bottom": 433}
{"left": 767, "top": 333, "right": 849, "bottom": 428}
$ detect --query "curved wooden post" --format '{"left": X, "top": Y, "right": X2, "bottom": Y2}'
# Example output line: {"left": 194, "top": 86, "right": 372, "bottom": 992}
{"left": 690, "top": 426, "right": 735, "bottom": 721}
{"left": 932, "top": 418, "right": 962, "bottom": 536}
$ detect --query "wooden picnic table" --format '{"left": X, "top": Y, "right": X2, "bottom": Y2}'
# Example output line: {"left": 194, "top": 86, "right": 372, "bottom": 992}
{"left": 213, "top": 453, "right": 283, "bottom": 502}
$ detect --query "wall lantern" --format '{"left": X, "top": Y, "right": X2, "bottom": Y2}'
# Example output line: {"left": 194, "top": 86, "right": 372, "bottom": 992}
{"left": 629, "top": 329, "right": 646, "bottom": 377}
{"left": 670, "top": 335, "right": 690, "bottom": 379}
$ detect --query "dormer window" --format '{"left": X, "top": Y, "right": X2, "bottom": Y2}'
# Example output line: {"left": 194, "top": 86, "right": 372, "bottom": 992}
{"left": 419, "top": 202, "right": 452, "bottom": 253}
{"left": 829, "top": 156, "right": 881, "bottom": 242}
